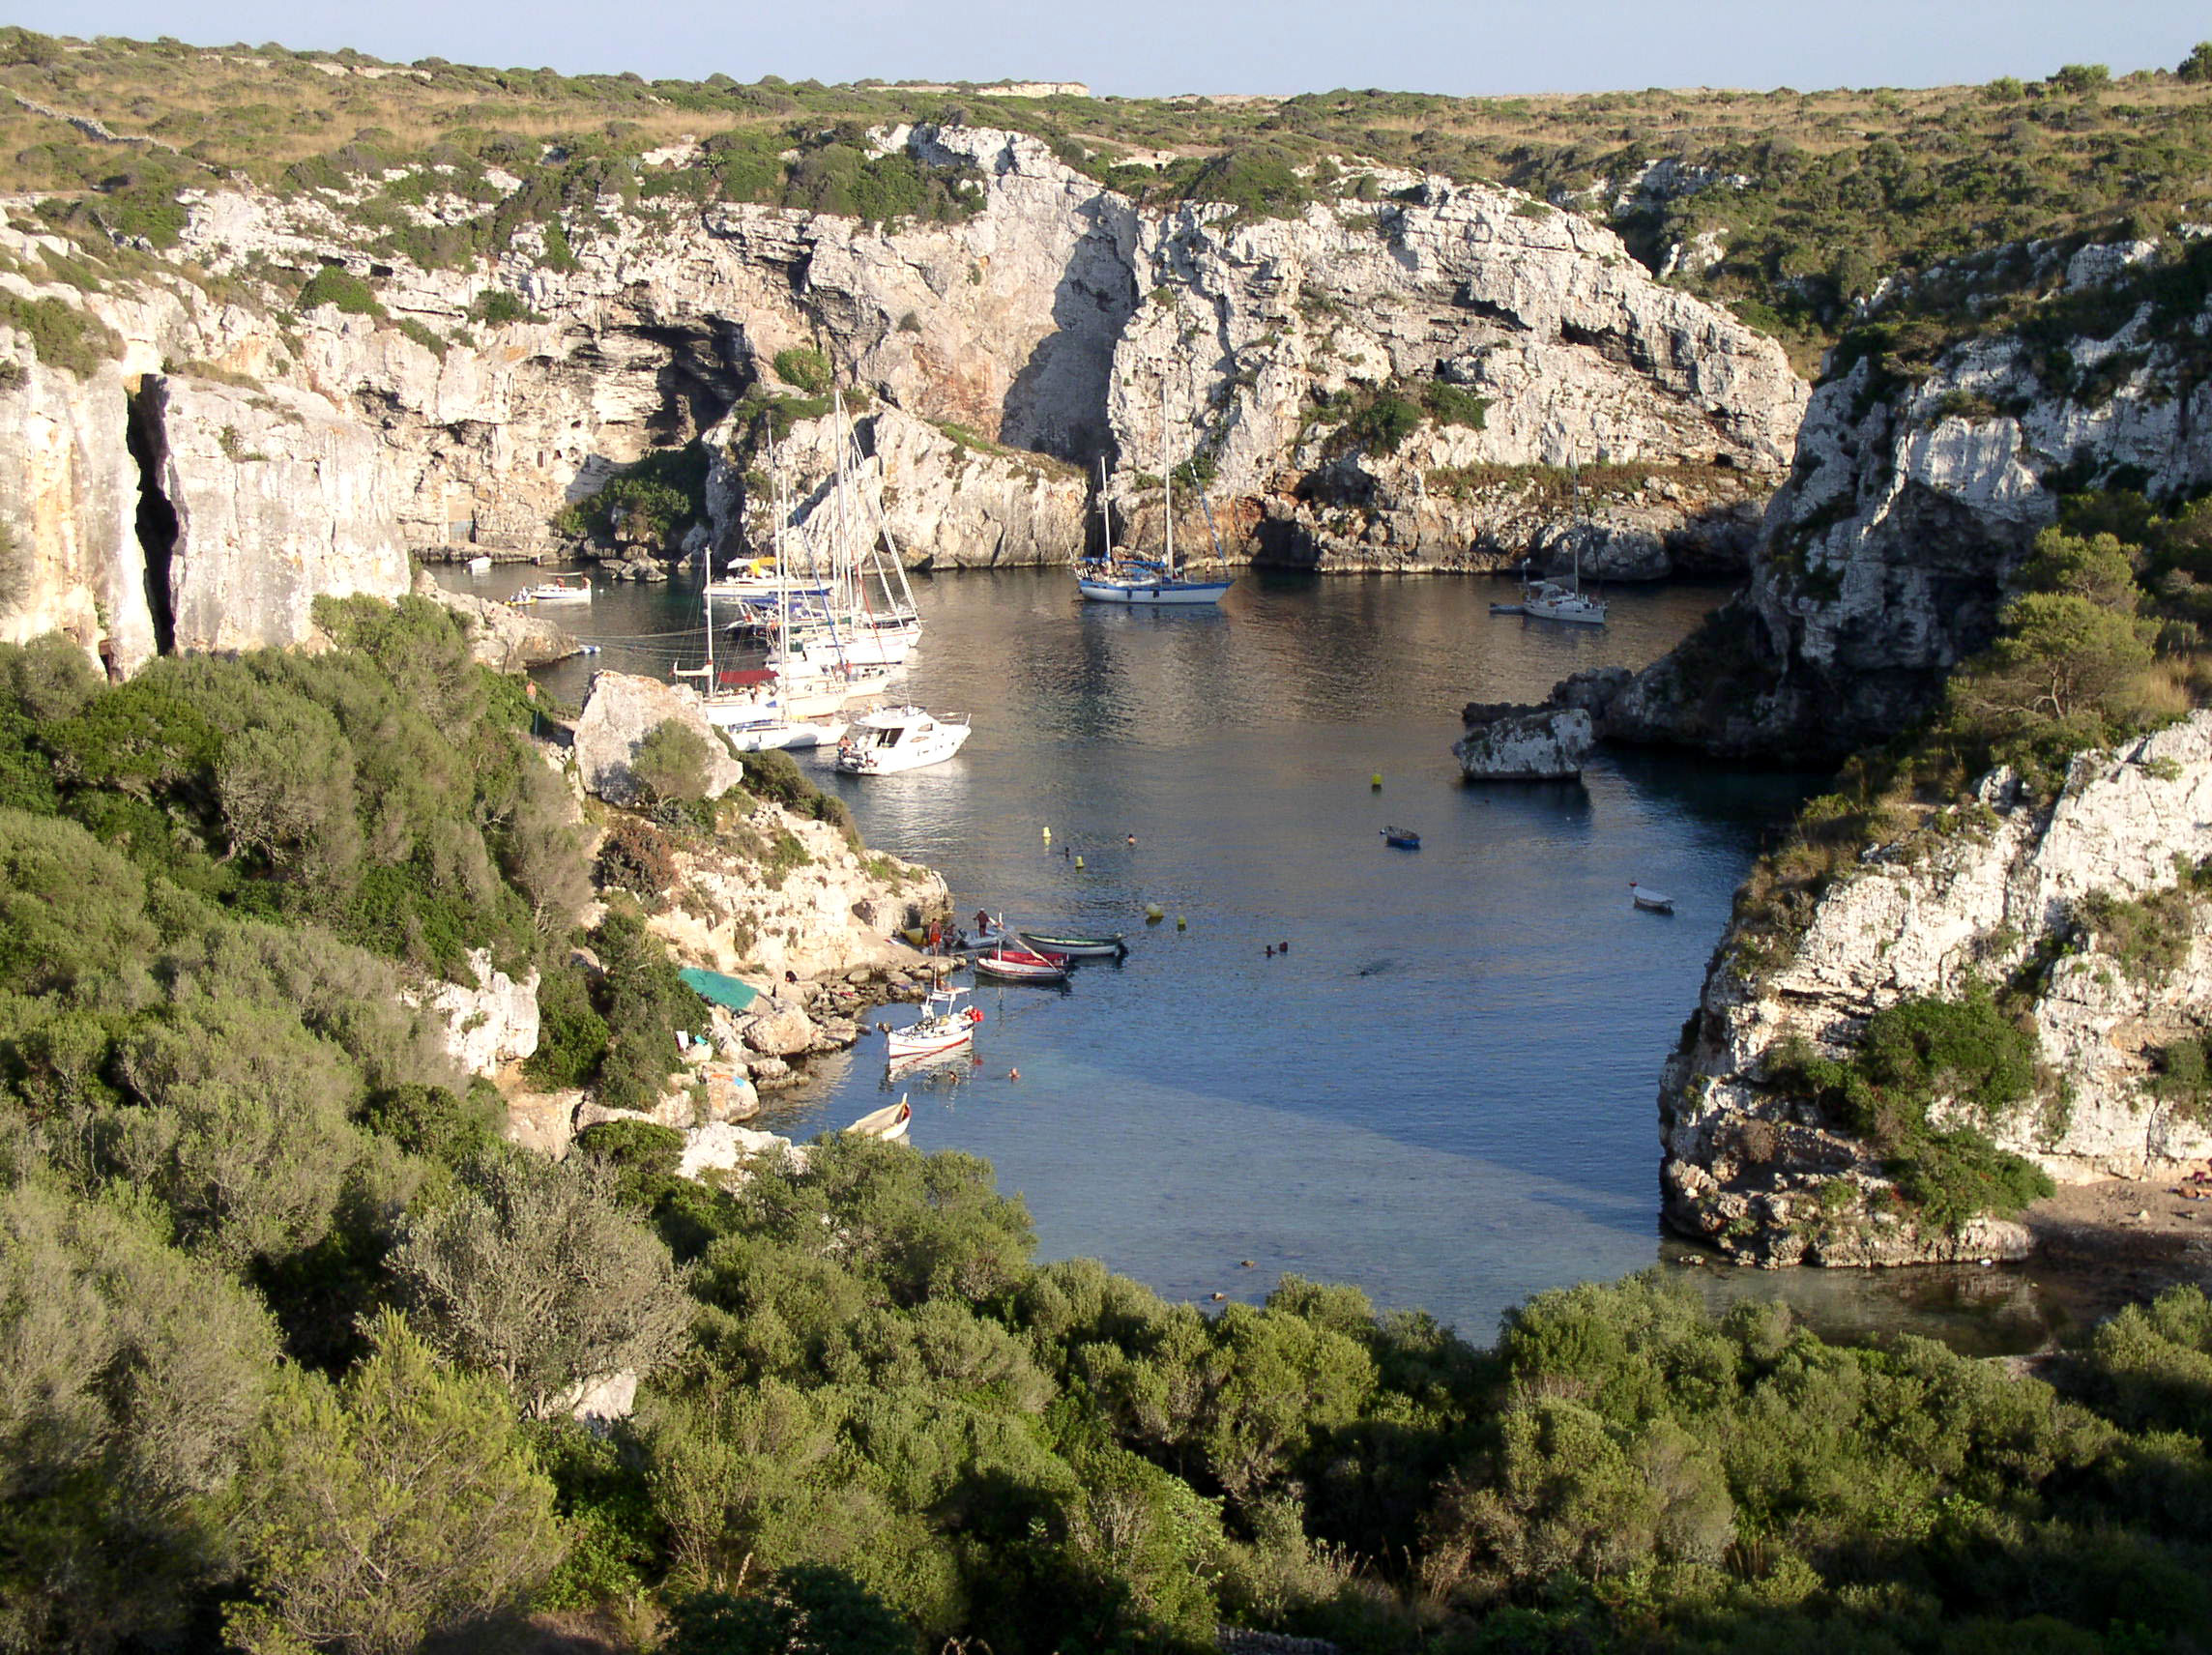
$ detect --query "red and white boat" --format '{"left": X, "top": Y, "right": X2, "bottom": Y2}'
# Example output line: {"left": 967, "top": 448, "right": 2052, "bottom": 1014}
{"left": 886, "top": 986, "right": 983, "bottom": 1061}
{"left": 972, "top": 943, "right": 1070, "bottom": 985}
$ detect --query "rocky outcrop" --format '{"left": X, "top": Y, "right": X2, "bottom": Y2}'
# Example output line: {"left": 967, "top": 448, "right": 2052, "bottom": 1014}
{"left": 0, "top": 123, "right": 1807, "bottom": 678}
{"left": 416, "top": 948, "right": 541, "bottom": 1076}
{"left": 649, "top": 807, "right": 950, "bottom": 982}
{"left": 1455, "top": 704, "right": 1594, "bottom": 781}
{"left": 570, "top": 671, "right": 745, "bottom": 804}
{"left": 0, "top": 341, "right": 151, "bottom": 672}
{"left": 415, "top": 568, "right": 579, "bottom": 670}
{"left": 1663, "top": 712, "right": 2212, "bottom": 1266}
{"left": 1612, "top": 239, "right": 2212, "bottom": 761}
{"left": 150, "top": 372, "right": 414, "bottom": 655}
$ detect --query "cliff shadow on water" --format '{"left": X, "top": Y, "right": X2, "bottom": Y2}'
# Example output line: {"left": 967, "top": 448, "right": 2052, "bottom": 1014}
{"left": 124, "top": 374, "right": 177, "bottom": 656}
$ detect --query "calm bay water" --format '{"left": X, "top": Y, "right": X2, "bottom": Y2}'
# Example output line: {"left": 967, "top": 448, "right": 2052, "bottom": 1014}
{"left": 445, "top": 560, "right": 2073, "bottom": 1352}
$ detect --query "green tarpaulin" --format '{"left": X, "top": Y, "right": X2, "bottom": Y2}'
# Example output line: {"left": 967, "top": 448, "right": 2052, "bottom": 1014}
{"left": 678, "top": 968, "right": 759, "bottom": 1013}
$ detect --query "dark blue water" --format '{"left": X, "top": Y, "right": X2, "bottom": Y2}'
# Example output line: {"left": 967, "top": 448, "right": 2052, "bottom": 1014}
{"left": 444, "top": 562, "right": 2074, "bottom": 1351}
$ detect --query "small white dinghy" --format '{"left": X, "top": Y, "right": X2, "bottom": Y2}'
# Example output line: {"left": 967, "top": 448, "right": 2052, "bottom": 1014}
{"left": 1629, "top": 882, "right": 1674, "bottom": 914}
{"left": 845, "top": 1095, "right": 913, "bottom": 1142}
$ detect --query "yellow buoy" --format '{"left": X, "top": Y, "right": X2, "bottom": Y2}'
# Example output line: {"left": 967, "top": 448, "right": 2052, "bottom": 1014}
{"left": 1371, "top": 772, "right": 1382, "bottom": 790}
{"left": 1176, "top": 915, "right": 1188, "bottom": 930}
{"left": 1074, "top": 855, "right": 1085, "bottom": 869}
{"left": 1145, "top": 905, "right": 1165, "bottom": 923}
{"left": 1042, "top": 826, "right": 1052, "bottom": 842}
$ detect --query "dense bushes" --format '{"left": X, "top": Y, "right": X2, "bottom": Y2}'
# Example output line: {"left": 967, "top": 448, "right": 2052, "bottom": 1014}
{"left": 1772, "top": 993, "right": 2054, "bottom": 1227}
{"left": 295, "top": 264, "right": 384, "bottom": 317}
{"left": 553, "top": 444, "right": 712, "bottom": 546}
{"left": 0, "top": 292, "right": 123, "bottom": 374}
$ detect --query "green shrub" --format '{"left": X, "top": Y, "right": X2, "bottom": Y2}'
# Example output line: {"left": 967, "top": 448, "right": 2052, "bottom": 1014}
{"left": 0, "top": 294, "right": 123, "bottom": 375}
{"left": 771, "top": 345, "right": 831, "bottom": 392}
{"left": 630, "top": 719, "right": 713, "bottom": 805}
{"left": 525, "top": 960, "right": 610, "bottom": 1089}
{"left": 1421, "top": 380, "right": 1491, "bottom": 429}
{"left": 470, "top": 288, "right": 546, "bottom": 326}
{"left": 295, "top": 265, "right": 385, "bottom": 317}
{"left": 395, "top": 317, "right": 448, "bottom": 359}
{"left": 1773, "top": 992, "right": 2052, "bottom": 1227}
{"left": 1346, "top": 392, "right": 1421, "bottom": 455}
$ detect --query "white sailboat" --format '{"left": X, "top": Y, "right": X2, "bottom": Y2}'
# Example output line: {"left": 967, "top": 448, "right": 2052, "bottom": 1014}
{"left": 687, "top": 463, "right": 851, "bottom": 750}
{"left": 1077, "top": 382, "right": 1235, "bottom": 606}
{"left": 1519, "top": 463, "right": 1608, "bottom": 626}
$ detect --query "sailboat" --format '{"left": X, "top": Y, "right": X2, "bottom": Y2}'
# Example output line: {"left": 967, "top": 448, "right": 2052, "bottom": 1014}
{"left": 770, "top": 393, "right": 923, "bottom": 671}
{"left": 1519, "top": 462, "right": 1608, "bottom": 626}
{"left": 685, "top": 462, "right": 851, "bottom": 750}
{"left": 1076, "top": 382, "right": 1234, "bottom": 606}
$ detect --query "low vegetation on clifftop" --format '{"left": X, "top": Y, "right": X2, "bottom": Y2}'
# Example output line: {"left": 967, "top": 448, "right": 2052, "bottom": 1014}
{"left": 6, "top": 28, "right": 2212, "bottom": 363}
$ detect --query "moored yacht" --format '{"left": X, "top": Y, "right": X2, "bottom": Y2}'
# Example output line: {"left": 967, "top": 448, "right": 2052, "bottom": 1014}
{"left": 833, "top": 704, "right": 972, "bottom": 774}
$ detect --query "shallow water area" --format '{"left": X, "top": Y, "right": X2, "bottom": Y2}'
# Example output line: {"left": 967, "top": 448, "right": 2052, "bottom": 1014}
{"left": 449, "top": 560, "right": 2077, "bottom": 1352}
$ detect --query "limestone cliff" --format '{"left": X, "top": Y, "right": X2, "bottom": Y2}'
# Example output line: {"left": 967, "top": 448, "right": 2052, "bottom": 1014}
{"left": 1663, "top": 713, "right": 2212, "bottom": 1266}
{"left": 0, "top": 121, "right": 1803, "bottom": 679}
{"left": 1611, "top": 239, "right": 2212, "bottom": 761}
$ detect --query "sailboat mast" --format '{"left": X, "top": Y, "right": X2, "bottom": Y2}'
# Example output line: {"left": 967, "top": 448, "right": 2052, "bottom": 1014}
{"left": 1160, "top": 380, "right": 1175, "bottom": 578}
{"left": 1097, "top": 456, "right": 1112, "bottom": 558}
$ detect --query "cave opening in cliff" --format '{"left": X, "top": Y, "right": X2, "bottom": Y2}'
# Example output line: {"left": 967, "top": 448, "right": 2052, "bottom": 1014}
{"left": 125, "top": 378, "right": 179, "bottom": 655}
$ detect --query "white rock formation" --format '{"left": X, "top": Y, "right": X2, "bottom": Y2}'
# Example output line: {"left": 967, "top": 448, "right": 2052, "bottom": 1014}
{"left": 0, "top": 124, "right": 1808, "bottom": 679}
{"left": 1613, "top": 241, "right": 2212, "bottom": 759}
{"left": 570, "top": 671, "right": 744, "bottom": 804}
{"left": 1663, "top": 712, "right": 2212, "bottom": 1265}
{"left": 1455, "top": 706, "right": 1594, "bottom": 781}
{"left": 678, "top": 1121, "right": 800, "bottom": 1181}
{"left": 418, "top": 947, "right": 541, "bottom": 1076}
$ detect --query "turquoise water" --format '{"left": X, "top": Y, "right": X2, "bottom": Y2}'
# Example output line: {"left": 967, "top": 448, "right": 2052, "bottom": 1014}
{"left": 445, "top": 561, "right": 2073, "bottom": 1352}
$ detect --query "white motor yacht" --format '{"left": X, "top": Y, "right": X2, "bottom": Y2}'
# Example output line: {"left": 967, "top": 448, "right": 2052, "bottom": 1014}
{"left": 833, "top": 705, "right": 972, "bottom": 774}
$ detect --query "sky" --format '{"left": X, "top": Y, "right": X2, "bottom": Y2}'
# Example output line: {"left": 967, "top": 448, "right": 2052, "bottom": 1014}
{"left": 9, "top": 0, "right": 2210, "bottom": 100}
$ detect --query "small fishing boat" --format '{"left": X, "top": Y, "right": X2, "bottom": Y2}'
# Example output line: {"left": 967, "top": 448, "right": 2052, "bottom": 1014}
{"left": 845, "top": 1096, "right": 913, "bottom": 1141}
{"left": 1381, "top": 827, "right": 1422, "bottom": 850}
{"left": 515, "top": 577, "right": 593, "bottom": 603}
{"left": 973, "top": 944, "right": 1070, "bottom": 985}
{"left": 834, "top": 705, "right": 971, "bottom": 774}
{"left": 1629, "top": 882, "right": 1674, "bottom": 914}
{"left": 948, "top": 923, "right": 1014, "bottom": 953}
{"left": 1015, "top": 929, "right": 1127, "bottom": 959}
{"left": 886, "top": 986, "right": 982, "bottom": 1061}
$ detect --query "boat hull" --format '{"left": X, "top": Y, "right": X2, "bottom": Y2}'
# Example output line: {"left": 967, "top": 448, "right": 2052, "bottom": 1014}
{"left": 1078, "top": 576, "right": 1234, "bottom": 605}
{"left": 1016, "top": 931, "right": 1126, "bottom": 957}
{"left": 712, "top": 714, "right": 847, "bottom": 751}
{"left": 973, "top": 957, "right": 1069, "bottom": 984}
{"left": 886, "top": 1023, "right": 974, "bottom": 1060}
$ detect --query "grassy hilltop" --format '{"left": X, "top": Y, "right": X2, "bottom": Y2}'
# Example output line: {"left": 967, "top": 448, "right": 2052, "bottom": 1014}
{"left": 5, "top": 27, "right": 2212, "bottom": 370}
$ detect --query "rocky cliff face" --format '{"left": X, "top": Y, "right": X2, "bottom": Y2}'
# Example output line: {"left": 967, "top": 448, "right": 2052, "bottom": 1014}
{"left": 1610, "top": 240, "right": 2212, "bottom": 761}
{"left": 0, "top": 122, "right": 1803, "bottom": 679}
{"left": 1663, "top": 712, "right": 2212, "bottom": 1266}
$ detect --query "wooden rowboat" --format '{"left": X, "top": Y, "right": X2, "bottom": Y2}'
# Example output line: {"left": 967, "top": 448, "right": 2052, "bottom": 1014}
{"left": 1015, "top": 929, "right": 1126, "bottom": 958}
{"left": 845, "top": 1096, "right": 913, "bottom": 1141}
{"left": 973, "top": 944, "right": 1070, "bottom": 985}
